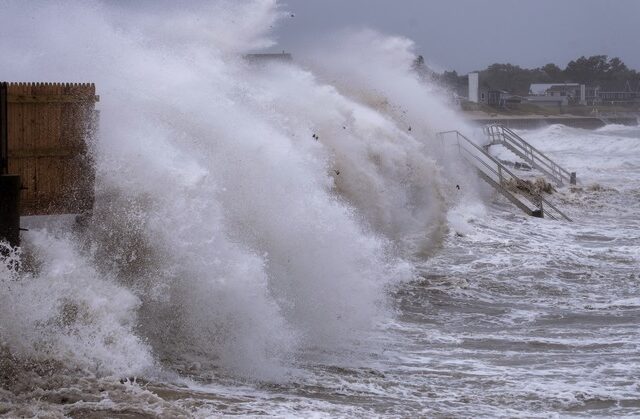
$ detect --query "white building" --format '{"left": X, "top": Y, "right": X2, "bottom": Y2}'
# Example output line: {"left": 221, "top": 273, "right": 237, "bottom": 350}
{"left": 468, "top": 72, "right": 479, "bottom": 103}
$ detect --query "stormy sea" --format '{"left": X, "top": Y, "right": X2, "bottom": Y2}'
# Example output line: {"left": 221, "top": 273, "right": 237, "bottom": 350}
{"left": 1, "top": 1, "right": 639, "bottom": 417}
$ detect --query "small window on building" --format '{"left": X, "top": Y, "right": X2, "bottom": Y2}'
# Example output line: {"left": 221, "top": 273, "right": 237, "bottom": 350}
{"left": 481, "top": 93, "right": 485, "bottom": 100}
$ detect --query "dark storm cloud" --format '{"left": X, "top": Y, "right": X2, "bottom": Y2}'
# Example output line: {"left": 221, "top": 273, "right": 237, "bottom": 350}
{"left": 274, "top": 0, "right": 640, "bottom": 73}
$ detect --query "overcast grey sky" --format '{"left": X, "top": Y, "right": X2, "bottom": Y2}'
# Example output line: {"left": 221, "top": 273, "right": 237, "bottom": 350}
{"left": 273, "top": 0, "right": 640, "bottom": 74}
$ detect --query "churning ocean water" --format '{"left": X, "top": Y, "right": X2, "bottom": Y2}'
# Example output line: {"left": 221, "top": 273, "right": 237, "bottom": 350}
{"left": 1, "top": 1, "right": 639, "bottom": 417}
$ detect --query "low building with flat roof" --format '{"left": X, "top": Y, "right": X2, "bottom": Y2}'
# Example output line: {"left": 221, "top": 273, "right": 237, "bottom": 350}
{"left": 529, "top": 83, "right": 580, "bottom": 96}
{"left": 524, "top": 95, "right": 568, "bottom": 108}
{"left": 529, "top": 83, "right": 585, "bottom": 105}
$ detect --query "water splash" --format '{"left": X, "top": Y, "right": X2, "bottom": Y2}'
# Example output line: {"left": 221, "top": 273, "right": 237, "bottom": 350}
{"left": 0, "top": 0, "right": 472, "bottom": 384}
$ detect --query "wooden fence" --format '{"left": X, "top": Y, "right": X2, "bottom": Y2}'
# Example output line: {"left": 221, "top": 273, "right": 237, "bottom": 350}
{"left": 1, "top": 82, "right": 98, "bottom": 216}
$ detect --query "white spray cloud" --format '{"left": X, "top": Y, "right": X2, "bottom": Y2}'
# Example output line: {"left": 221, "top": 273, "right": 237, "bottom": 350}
{"left": 0, "top": 0, "right": 478, "bottom": 380}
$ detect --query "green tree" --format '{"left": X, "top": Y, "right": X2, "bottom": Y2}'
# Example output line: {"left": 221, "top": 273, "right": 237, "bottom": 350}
{"left": 429, "top": 54, "right": 640, "bottom": 97}
{"left": 479, "top": 63, "right": 538, "bottom": 95}
{"left": 564, "top": 55, "right": 610, "bottom": 83}
{"left": 541, "top": 63, "right": 563, "bottom": 81}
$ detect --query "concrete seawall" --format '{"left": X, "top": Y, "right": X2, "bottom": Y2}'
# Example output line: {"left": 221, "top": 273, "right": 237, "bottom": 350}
{"left": 467, "top": 116, "right": 638, "bottom": 130}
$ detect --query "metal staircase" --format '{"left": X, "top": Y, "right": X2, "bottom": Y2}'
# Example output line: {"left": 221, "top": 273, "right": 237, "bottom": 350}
{"left": 483, "top": 124, "right": 576, "bottom": 187}
{"left": 437, "top": 130, "right": 572, "bottom": 221}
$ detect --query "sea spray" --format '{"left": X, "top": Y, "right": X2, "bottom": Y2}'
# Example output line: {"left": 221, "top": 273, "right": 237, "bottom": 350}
{"left": 244, "top": 61, "right": 448, "bottom": 255}
{"left": 0, "top": 0, "right": 473, "bottom": 383}
{"left": 0, "top": 231, "right": 153, "bottom": 376}
{"left": 296, "top": 28, "right": 488, "bottom": 246}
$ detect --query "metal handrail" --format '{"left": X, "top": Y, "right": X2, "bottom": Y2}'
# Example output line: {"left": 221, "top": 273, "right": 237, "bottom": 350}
{"left": 440, "top": 130, "right": 534, "bottom": 187}
{"left": 458, "top": 146, "right": 548, "bottom": 214}
{"left": 487, "top": 125, "right": 563, "bottom": 179}
{"left": 450, "top": 131, "right": 546, "bottom": 211}
{"left": 438, "top": 130, "right": 572, "bottom": 221}
{"left": 484, "top": 124, "right": 576, "bottom": 186}
{"left": 502, "top": 126, "right": 571, "bottom": 179}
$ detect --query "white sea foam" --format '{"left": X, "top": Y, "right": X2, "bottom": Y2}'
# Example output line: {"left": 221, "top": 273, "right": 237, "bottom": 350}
{"left": 0, "top": 0, "right": 469, "bottom": 381}
{"left": 0, "top": 231, "right": 153, "bottom": 375}
{"left": 519, "top": 124, "right": 640, "bottom": 174}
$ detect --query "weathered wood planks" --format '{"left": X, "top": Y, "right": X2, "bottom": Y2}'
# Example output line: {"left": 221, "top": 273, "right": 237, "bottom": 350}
{"left": 4, "top": 82, "right": 97, "bottom": 216}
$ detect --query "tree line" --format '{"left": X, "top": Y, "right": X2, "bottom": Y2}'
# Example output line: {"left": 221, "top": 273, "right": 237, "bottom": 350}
{"left": 416, "top": 55, "right": 640, "bottom": 96}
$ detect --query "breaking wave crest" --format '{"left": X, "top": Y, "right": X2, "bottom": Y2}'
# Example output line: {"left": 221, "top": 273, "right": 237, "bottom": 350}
{"left": 0, "top": 0, "right": 471, "bottom": 383}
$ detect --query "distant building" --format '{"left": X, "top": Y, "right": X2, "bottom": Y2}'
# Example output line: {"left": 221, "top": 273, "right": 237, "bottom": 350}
{"left": 467, "top": 73, "right": 503, "bottom": 105}
{"left": 488, "top": 90, "right": 522, "bottom": 107}
{"left": 529, "top": 81, "right": 640, "bottom": 106}
{"left": 529, "top": 83, "right": 579, "bottom": 96}
{"left": 524, "top": 95, "right": 568, "bottom": 108}
{"left": 478, "top": 86, "right": 489, "bottom": 104}
{"left": 585, "top": 82, "right": 640, "bottom": 105}
{"left": 466, "top": 73, "right": 524, "bottom": 108}
{"left": 244, "top": 52, "right": 293, "bottom": 64}
{"left": 529, "top": 83, "right": 585, "bottom": 105}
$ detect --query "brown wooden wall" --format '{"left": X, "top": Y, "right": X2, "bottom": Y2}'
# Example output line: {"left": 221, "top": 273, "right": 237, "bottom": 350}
{"left": 5, "top": 82, "right": 97, "bottom": 216}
